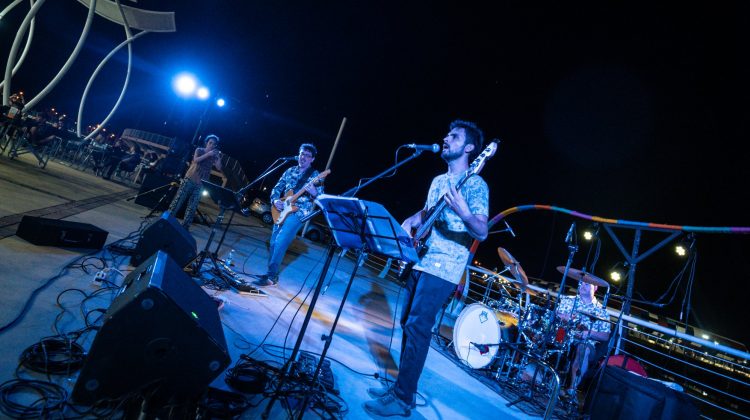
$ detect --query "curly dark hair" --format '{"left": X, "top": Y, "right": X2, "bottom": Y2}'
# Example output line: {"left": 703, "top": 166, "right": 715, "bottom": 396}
{"left": 299, "top": 143, "right": 317, "bottom": 157}
{"left": 449, "top": 120, "right": 484, "bottom": 162}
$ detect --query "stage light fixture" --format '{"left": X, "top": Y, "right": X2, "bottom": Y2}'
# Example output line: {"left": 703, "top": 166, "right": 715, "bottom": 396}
{"left": 675, "top": 244, "right": 687, "bottom": 256}
{"left": 173, "top": 73, "right": 197, "bottom": 97}
{"left": 196, "top": 87, "right": 210, "bottom": 100}
{"left": 216, "top": 98, "right": 226, "bottom": 107}
{"left": 608, "top": 261, "right": 626, "bottom": 282}
{"left": 583, "top": 230, "right": 593, "bottom": 241}
{"left": 202, "top": 190, "right": 208, "bottom": 197}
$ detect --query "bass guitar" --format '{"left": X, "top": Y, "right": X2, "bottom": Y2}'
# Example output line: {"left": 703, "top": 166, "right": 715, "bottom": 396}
{"left": 398, "top": 141, "right": 499, "bottom": 279}
{"left": 272, "top": 169, "right": 331, "bottom": 225}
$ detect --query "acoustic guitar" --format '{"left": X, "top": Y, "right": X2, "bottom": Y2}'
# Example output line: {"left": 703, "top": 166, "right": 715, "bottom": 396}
{"left": 272, "top": 169, "right": 331, "bottom": 225}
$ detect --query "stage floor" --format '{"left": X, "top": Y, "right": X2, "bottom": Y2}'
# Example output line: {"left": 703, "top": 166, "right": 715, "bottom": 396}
{"left": 0, "top": 153, "right": 557, "bottom": 419}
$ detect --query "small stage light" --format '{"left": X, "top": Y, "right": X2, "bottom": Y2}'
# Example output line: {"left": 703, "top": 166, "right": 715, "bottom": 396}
{"left": 216, "top": 98, "right": 226, "bottom": 107}
{"left": 197, "top": 87, "right": 210, "bottom": 100}
{"left": 202, "top": 190, "right": 208, "bottom": 197}
{"left": 609, "top": 271, "right": 621, "bottom": 282}
{"left": 583, "top": 231, "right": 593, "bottom": 241}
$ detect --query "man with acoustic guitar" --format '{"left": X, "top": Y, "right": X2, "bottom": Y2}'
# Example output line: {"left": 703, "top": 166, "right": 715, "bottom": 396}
{"left": 253, "top": 143, "right": 325, "bottom": 287}
{"left": 365, "top": 120, "right": 491, "bottom": 417}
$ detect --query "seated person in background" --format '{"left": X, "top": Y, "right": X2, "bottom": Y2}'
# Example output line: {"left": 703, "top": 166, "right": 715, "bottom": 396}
{"left": 135, "top": 151, "right": 162, "bottom": 183}
{"left": 98, "top": 138, "right": 128, "bottom": 179}
{"left": 27, "top": 113, "right": 58, "bottom": 147}
{"left": 115, "top": 144, "right": 142, "bottom": 176}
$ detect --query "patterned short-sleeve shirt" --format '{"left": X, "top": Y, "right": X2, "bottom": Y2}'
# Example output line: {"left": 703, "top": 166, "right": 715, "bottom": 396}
{"left": 270, "top": 166, "right": 324, "bottom": 218}
{"left": 413, "top": 173, "right": 489, "bottom": 284}
{"left": 557, "top": 295, "right": 611, "bottom": 337}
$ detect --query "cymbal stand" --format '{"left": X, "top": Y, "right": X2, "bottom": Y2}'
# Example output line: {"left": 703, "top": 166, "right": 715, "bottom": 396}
{"left": 546, "top": 222, "right": 579, "bottom": 349}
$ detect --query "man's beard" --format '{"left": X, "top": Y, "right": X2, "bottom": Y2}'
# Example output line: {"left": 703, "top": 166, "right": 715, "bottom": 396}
{"left": 441, "top": 148, "right": 463, "bottom": 163}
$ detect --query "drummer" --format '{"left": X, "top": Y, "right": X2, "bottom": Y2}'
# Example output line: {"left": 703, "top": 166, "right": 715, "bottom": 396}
{"left": 556, "top": 280, "right": 610, "bottom": 397}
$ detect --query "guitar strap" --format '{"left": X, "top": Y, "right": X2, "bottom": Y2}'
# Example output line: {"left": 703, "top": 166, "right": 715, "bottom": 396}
{"left": 292, "top": 166, "right": 315, "bottom": 195}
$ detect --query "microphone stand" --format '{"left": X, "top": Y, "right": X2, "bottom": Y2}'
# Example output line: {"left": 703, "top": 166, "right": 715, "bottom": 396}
{"left": 236, "top": 158, "right": 290, "bottom": 197}
{"left": 211, "top": 158, "right": 291, "bottom": 258}
{"left": 299, "top": 149, "right": 427, "bottom": 224}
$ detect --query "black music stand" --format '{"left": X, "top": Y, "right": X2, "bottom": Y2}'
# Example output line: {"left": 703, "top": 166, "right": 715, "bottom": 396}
{"left": 194, "top": 181, "right": 263, "bottom": 296}
{"left": 262, "top": 194, "right": 418, "bottom": 419}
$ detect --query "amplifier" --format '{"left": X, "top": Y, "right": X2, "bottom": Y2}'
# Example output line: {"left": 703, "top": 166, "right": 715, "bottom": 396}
{"left": 16, "top": 216, "right": 108, "bottom": 250}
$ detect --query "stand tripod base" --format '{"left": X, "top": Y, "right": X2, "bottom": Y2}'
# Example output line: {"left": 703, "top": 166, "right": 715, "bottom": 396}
{"left": 192, "top": 251, "right": 267, "bottom": 297}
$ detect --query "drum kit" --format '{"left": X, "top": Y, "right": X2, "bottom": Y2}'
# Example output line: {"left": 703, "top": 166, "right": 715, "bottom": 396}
{"left": 451, "top": 247, "right": 610, "bottom": 413}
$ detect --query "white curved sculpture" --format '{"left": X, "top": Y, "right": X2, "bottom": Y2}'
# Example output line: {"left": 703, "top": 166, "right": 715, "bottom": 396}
{"left": 2, "top": 0, "right": 176, "bottom": 139}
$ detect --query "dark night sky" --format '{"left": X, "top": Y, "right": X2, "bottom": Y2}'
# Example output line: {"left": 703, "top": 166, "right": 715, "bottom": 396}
{"left": 2, "top": 1, "right": 749, "bottom": 345}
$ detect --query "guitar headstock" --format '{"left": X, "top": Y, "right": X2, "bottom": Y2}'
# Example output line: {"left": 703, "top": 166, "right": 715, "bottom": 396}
{"left": 468, "top": 139, "right": 500, "bottom": 175}
{"left": 314, "top": 169, "right": 331, "bottom": 184}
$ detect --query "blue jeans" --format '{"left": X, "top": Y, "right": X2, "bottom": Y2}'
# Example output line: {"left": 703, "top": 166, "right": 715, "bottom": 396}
{"left": 267, "top": 211, "right": 304, "bottom": 276}
{"left": 394, "top": 270, "right": 456, "bottom": 405}
{"left": 168, "top": 178, "right": 202, "bottom": 229}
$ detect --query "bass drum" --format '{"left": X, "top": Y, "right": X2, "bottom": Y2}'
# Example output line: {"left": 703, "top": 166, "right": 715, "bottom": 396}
{"left": 453, "top": 303, "right": 517, "bottom": 369}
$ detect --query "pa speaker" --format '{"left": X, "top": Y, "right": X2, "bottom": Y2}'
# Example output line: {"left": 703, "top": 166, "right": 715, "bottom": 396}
{"left": 72, "top": 250, "right": 230, "bottom": 404}
{"left": 16, "top": 216, "right": 108, "bottom": 249}
{"left": 131, "top": 211, "right": 196, "bottom": 267}
{"left": 585, "top": 366, "right": 699, "bottom": 420}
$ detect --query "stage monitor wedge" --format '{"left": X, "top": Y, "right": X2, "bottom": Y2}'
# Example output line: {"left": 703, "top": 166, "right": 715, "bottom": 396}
{"left": 131, "top": 211, "right": 196, "bottom": 268}
{"left": 72, "top": 250, "right": 230, "bottom": 404}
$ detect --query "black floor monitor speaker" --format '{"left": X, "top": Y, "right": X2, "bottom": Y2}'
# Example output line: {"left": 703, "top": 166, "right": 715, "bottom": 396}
{"left": 72, "top": 251, "right": 230, "bottom": 404}
{"left": 131, "top": 211, "right": 197, "bottom": 267}
{"left": 16, "top": 216, "right": 108, "bottom": 249}
{"left": 584, "top": 366, "right": 699, "bottom": 420}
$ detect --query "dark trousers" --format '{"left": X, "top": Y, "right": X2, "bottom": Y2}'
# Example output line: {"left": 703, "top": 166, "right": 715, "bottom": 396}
{"left": 394, "top": 270, "right": 456, "bottom": 405}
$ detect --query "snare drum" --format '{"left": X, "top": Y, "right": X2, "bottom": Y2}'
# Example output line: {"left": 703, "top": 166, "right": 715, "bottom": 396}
{"left": 453, "top": 303, "right": 517, "bottom": 369}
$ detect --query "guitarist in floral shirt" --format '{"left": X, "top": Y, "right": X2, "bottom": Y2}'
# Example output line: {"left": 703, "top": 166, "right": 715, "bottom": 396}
{"left": 365, "top": 120, "right": 490, "bottom": 417}
{"left": 253, "top": 143, "right": 323, "bottom": 287}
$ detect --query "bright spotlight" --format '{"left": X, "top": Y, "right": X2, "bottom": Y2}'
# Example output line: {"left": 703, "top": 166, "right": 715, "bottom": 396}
{"left": 583, "top": 231, "right": 593, "bottom": 241}
{"left": 202, "top": 190, "right": 209, "bottom": 197}
{"left": 609, "top": 271, "right": 621, "bottom": 282}
{"left": 675, "top": 244, "right": 687, "bottom": 257}
{"left": 196, "top": 86, "right": 210, "bottom": 100}
{"left": 174, "top": 73, "right": 197, "bottom": 97}
{"left": 216, "top": 98, "right": 226, "bottom": 107}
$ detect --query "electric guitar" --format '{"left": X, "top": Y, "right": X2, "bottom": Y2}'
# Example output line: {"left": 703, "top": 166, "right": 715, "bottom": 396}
{"left": 398, "top": 141, "right": 499, "bottom": 279}
{"left": 272, "top": 169, "right": 331, "bottom": 225}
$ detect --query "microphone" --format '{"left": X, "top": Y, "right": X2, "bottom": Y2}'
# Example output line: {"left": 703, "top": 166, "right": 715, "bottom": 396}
{"left": 504, "top": 220, "right": 516, "bottom": 238}
{"left": 470, "top": 342, "right": 490, "bottom": 355}
{"left": 565, "top": 222, "right": 576, "bottom": 244}
{"left": 280, "top": 156, "right": 298, "bottom": 161}
{"left": 405, "top": 143, "right": 441, "bottom": 153}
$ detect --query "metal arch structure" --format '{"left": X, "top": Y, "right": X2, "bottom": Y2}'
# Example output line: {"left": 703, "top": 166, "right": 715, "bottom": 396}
{"left": 2, "top": 0, "right": 175, "bottom": 137}
{"left": 0, "top": 0, "right": 36, "bottom": 92}
{"left": 2, "top": 0, "right": 47, "bottom": 107}
{"left": 468, "top": 204, "right": 750, "bottom": 350}
{"left": 469, "top": 204, "right": 750, "bottom": 305}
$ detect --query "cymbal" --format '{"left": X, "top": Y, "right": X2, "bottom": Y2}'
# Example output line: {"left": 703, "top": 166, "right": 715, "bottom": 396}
{"left": 556, "top": 266, "right": 608, "bottom": 288}
{"left": 497, "top": 247, "right": 529, "bottom": 288}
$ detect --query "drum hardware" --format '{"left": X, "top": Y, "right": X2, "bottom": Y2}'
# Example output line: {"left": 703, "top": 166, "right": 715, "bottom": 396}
{"left": 555, "top": 266, "right": 608, "bottom": 288}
